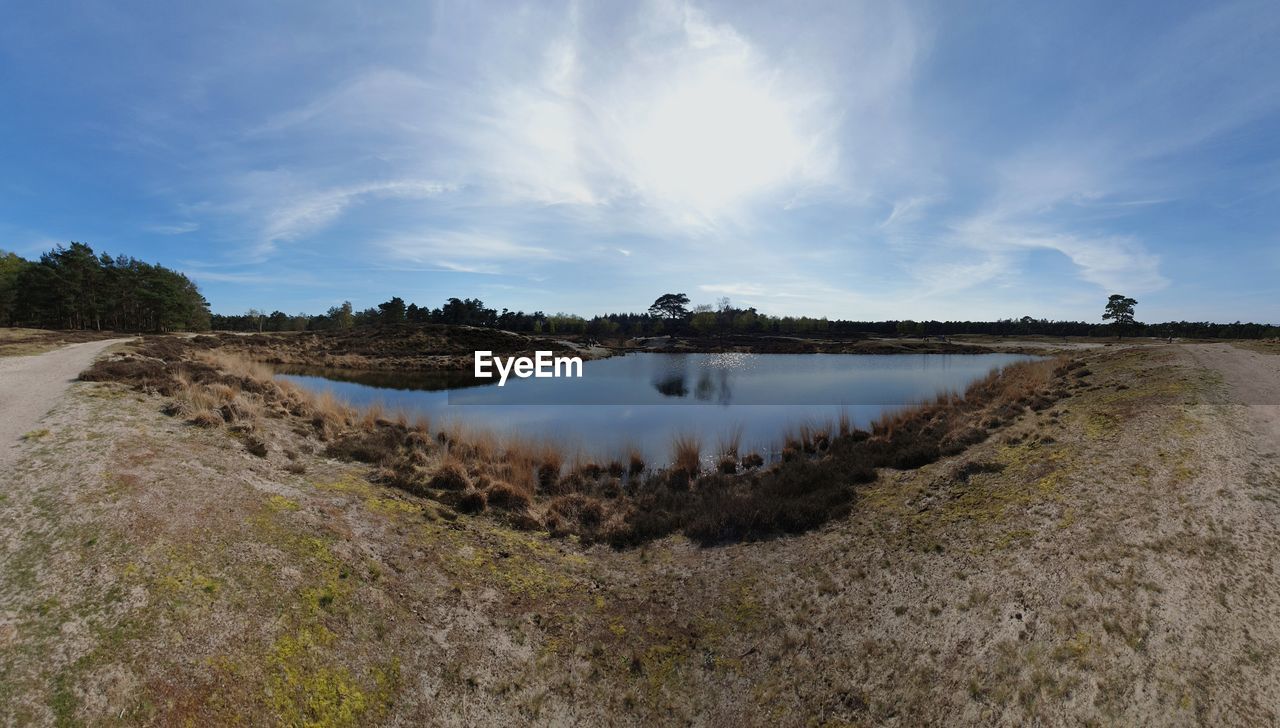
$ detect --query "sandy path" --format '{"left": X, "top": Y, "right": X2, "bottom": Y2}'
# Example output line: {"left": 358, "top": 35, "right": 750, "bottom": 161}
{"left": 1181, "top": 343, "right": 1280, "bottom": 404}
{"left": 1181, "top": 343, "right": 1280, "bottom": 449}
{"left": 0, "top": 338, "right": 131, "bottom": 467}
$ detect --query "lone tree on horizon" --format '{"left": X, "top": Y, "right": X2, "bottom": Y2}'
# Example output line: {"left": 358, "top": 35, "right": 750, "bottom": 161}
{"left": 1102, "top": 294, "right": 1138, "bottom": 338}
{"left": 648, "top": 293, "right": 690, "bottom": 321}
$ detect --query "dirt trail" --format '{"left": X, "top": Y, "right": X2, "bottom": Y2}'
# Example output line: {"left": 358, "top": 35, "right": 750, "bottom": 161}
{"left": 1182, "top": 339, "right": 1280, "bottom": 399}
{"left": 0, "top": 339, "right": 131, "bottom": 467}
{"left": 1182, "top": 343, "right": 1280, "bottom": 461}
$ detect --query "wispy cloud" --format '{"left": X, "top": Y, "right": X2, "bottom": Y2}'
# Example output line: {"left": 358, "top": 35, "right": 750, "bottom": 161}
{"left": 143, "top": 221, "right": 199, "bottom": 235}
{"left": 879, "top": 195, "right": 940, "bottom": 229}
{"left": 952, "top": 214, "right": 1168, "bottom": 294}
{"left": 233, "top": 177, "right": 457, "bottom": 257}
{"left": 378, "top": 230, "right": 561, "bottom": 276}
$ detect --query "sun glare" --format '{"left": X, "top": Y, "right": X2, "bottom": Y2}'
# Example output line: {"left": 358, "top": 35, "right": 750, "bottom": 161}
{"left": 622, "top": 61, "right": 813, "bottom": 219}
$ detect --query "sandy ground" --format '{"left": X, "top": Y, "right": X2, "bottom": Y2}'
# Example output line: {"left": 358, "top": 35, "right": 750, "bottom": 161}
{"left": 3, "top": 340, "right": 1280, "bottom": 725}
{"left": 0, "top": 339, "right": 131, "bottom": 468}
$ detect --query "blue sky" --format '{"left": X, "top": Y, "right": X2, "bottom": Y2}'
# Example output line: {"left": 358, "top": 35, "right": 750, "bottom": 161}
{"left": 1, "top": 0, "right": 1278, "bottom": 322}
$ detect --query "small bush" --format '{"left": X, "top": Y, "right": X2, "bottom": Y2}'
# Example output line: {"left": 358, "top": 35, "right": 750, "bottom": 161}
{"left": 324, "top": 428, "right": 404, "bottom": 464}
{"left": 953, "top": 460, "right": 1004, "bottom": 482}
{"left": 457, "top": 489, "right": 487, "bottom": 514}
{"left": 941, "top": 427, "right": 988, "bottom": 455}
{"left": 485, "top": 481, "right": 533, "bottom": 511}
{"left": 79, "top": 355, "right": 170, "bottom": 389}
{"left": 889, "top": 442, "right": 940, "bottom": 469}
{"left": 671, "top": 434, "right": 701, "bottom": 476}
{"left": 548, "top": 494, "right": 606, "bottom": 533}
{"left": 189, "top": 409, "right": 223, "bottom": 428}
{"left": 627, "top": 450, "right": 646, "bottom": 475}
{"left": 536, "top": 456, "right": 562, "bottom": 494}
{"left": 244, "top": 435, "right": 269, "bottom": 458}
{"left": 428, "top": 460, "right": 471, "bottom": 491}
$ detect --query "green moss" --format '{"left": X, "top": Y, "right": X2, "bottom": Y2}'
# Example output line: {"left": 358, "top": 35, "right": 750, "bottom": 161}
{"left": 994, "top": 528, "right": 1035, "bottom": 549}
{"left": 244, "top": 499, "right": 394, "bottom": 725}
{"left": 151, "top": 551, "right": 224, "bottom": 600}
{"left": 314, "top": 475, "right": 375, "bottom": 497}
{"left": 267, "top": 494, "right": 302, "bottom": 512}
{"left": 266, "top": 626, "right": 373, "bottom": 728}
{"left": 364, "top": 497, "right": 422, "bottom": 517}
{"left": 1083, "top": 412, "right": 1119, "bottom": 439}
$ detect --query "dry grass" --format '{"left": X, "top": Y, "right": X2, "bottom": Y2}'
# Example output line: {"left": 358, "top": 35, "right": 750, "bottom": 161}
{"left": 485, "top": 480, "right": 533, "bottom": 511}
{"left": 0, "top": 327, "right": 120, "bottom": 356}
{"left": 428, "top": 457, "right": 472, "bottom": 491}
{"left": 670, "top": 433, "right": 702, "bottom": 486}
{"left": 627, "top": 448, "right": 646, "bottom": 476}
{"left": 196, "top": 350, "right": 272, "bottom": 381}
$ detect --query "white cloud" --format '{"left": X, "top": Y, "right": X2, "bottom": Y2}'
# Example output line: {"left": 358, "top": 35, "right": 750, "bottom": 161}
{"left": 452, "top": 2, "right": 839, "bottom": 229}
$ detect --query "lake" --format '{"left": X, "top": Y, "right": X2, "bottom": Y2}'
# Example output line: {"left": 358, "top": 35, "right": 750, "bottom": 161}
{"left": 277, "top": 352, "right": 1037, "bottom": 465}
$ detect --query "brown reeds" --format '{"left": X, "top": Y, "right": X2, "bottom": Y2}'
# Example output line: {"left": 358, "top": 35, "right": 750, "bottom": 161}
{"left": 669, "top": 434, "right": 702, "bottom": 487}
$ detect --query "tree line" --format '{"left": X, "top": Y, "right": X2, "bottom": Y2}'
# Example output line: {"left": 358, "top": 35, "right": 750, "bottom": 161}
{"left": 2, "top": 244, "right": 1276, "bottom": 340}
{"left": 211, "top": 290, "right": 1280, "bottom": 341}
{"left": 0, "top": 243, "right": 209, "bottom": 332}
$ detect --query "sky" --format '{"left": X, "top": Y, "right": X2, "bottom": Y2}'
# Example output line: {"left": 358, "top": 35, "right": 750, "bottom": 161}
{"left": 1, "top": 0, "right": 1278, "bottom": 323}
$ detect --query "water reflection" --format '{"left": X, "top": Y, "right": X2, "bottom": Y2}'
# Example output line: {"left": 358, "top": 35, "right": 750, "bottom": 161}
{"left": 652, "top": 372, "right": 688, "bottom": 398}
{"left": 650, "top": 353, "right": 743, "bottom": 402}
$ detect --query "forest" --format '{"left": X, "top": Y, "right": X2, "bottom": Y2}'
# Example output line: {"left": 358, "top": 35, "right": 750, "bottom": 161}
{"left": 0, "top": 243, "right": 209, "bottom": 332}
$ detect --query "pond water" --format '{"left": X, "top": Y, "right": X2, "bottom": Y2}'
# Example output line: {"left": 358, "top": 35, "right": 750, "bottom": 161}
{"left": 277, "top": 352, "right": 1037, "bottom": 465}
